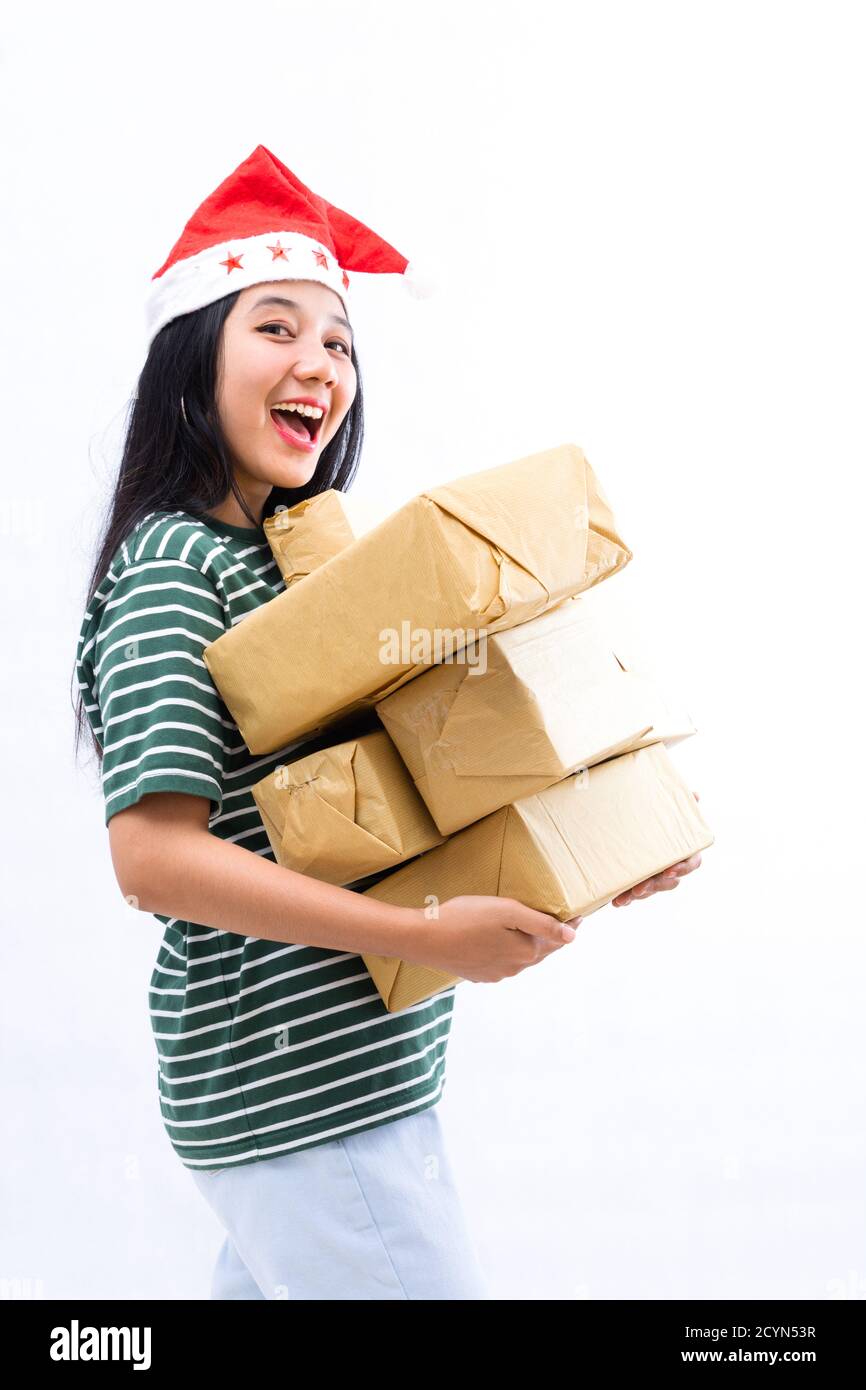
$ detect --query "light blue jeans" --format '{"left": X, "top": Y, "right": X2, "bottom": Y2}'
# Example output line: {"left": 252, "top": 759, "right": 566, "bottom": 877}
{"left": 189, "top": 1103, "right": 492, "bottom": 1300}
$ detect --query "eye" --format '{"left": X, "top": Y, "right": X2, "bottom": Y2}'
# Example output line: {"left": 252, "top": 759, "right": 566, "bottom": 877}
{"left": 258, "top": 324, "right": 352, "bottom": 355}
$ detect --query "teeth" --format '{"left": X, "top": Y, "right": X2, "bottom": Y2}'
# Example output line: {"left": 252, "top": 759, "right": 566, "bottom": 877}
{"left": 272, "top": 402, "right": 324, "bottom": 420}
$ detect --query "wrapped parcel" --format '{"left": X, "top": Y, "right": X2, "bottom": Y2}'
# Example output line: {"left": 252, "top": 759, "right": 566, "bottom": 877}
{"left": 264, "top": 490, "right": 356, "bottom": 588}
{"left": 203, "top": 443, "right": 632, "bottom": 753}
{"left": 376, "top": 591, "right": 697, "bottom": 834}
{"left": 360, "top": 741, "right": 714, "bottom": 1011}
{"left": 251, "top": 728, "right": 445, "bottom": 885}
{"left": 263, "top": 487, "right": 392, "bottom": 586}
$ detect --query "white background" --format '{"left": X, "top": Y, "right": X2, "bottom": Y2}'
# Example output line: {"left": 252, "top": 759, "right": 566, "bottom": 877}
{"left": 2, "top": 0, "right": 864, "bottom": 1301}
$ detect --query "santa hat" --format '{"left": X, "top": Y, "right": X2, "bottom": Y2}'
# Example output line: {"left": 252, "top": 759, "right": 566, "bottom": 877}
{"left": 144, "top": 144, "right": 436, "bottom": 348}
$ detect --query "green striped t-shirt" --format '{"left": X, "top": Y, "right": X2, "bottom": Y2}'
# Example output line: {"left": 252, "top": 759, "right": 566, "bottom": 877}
{"left": 75, "top": 507, "right": 455, "bottom": 1172}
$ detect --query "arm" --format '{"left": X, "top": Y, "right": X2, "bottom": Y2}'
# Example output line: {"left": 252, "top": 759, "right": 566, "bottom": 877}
{"left": 109, "top": 790, "right": 423, "bottom": 959}
{"left": 108, "top": 791, "right": 580, "bottom": 981}
{"left": 91, "top": 547, "right": 574, "bottom": 979}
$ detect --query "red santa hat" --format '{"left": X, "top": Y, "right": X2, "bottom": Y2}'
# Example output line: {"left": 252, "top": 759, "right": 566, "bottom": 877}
{"left": 144, "top": 143, "right": 435, "bottom": 348}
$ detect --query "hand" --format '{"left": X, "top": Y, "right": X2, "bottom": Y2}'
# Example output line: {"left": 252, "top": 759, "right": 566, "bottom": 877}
{"left": 611, "top": 791, "right": 703, "bottom": 907}
{"left": 403, "top": 895, "right": 583, "bottom": 982}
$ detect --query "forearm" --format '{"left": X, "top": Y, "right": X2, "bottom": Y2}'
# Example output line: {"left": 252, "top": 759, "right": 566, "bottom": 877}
{"left": 129, "top": 828, "right": 426, "bottom": 958}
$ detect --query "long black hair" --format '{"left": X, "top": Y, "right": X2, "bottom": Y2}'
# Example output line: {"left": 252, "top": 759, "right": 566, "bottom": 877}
{"left": 71, "top": 287, "right": 365, "bottom": 768}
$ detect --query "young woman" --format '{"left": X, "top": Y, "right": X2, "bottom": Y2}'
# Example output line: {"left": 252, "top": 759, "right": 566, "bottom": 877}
{"left": 72, "top": 146, "right": 701, "bottom": 1300}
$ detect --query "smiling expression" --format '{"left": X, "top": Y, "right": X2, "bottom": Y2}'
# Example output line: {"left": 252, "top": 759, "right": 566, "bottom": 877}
{"left": 216, "top": 279, "right": 357, "bottom": 503}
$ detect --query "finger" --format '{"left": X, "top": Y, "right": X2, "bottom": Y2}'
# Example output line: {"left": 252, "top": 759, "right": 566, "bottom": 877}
{"left": 514, "top": 905, "right": 582, "bottom": 940}
{"left": 663, "top": 852, "right": 702, "bottom": 880}
{"left": 558, "top": 916, "right": 582, "bottom": 941}
{"left": 618, "top": 871, "right": 684, "bottom": 904}
{"left": 540, "top": 924, "right": 579, "bottom": 954}
{"left": 631, "top": 882, "right": 656, "bottom": 899}
{"left": 663, "top": 862, "right": 692, "bottom": 882}
{"left": 614, "top": 882, "right": 651, "bottom": 906}
{"left": 677, "top": 852, "right": 702, "bottom": 875}
{"left": 546, "top": 915, "right": 582, "bottom": 945}
{"left": 650, "top": 869, "right": 677, "bottom": 889}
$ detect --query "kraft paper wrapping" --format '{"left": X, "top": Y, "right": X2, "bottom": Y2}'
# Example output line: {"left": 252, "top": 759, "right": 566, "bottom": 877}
{"left": 376, "top": 591, "right": 697, "bottom": 834}
{"left": 360, "top": 741, "right": 714, "bottom": 1012}
{"left": 263, "top": 491, "right": 356, "bottom": 587}
{"left": 251, "top": 728, "right": 445, "bottom": 885}
{"left": 203, "top": 443, "right": 632, "bottom": 754}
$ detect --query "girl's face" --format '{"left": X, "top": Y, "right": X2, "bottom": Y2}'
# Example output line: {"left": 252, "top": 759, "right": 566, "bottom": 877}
{"left": 215, "top": 279, "right": 357, "bottom": 516}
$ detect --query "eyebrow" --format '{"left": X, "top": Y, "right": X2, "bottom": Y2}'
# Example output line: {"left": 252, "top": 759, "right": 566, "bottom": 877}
{"left": 246, "top": 294, "right": 353, "bottom": 335}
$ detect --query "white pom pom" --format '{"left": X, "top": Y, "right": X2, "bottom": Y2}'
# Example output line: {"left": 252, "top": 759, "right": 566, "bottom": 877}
{"left": 403, "top": 258, "right": 439, "bottom": 299}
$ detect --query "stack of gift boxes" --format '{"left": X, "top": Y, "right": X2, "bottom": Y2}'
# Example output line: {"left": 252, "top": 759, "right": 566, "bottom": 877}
{"left": 203, "top": 443, "right": 713, "bottom": 1012}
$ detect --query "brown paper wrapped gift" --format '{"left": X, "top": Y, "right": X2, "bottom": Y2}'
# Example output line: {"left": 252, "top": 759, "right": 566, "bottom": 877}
{"left": 251, "top": 728, "right": 445, "bottom": 885}
{"left": 263, "top": 489, "right": 393, "bottom": 585}
{"left": 377, "top": 591, "right": 697, "bottom": 834}
{"left": 203, "top": 443, "right": 632, "bottom": 753}
{"left": 263, "top": 491, "right": 356, "bottom": 587}
{"left": 360, "top": 740, "right": 714, "bottom": 1012}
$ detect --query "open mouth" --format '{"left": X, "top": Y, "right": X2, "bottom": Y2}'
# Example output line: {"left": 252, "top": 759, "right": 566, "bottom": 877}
{"left": 269, "top": 406, "right": 324, "bottom": 449}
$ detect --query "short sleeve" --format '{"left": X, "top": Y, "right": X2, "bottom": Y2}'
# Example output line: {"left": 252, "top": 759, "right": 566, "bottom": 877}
{"left": 90, "top": 556, "right": 232, "bottom": 825}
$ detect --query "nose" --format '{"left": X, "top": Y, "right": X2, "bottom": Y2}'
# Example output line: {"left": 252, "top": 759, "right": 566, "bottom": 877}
{"left": 290, "top": 333, "right": 338, "bottom": 385}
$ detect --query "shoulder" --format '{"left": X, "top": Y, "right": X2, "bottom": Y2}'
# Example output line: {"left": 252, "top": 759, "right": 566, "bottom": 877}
{"left": 93, "top": 510, "right": 232, "bottom": 616}
{"left": 77, "top": 511, "right": 228, "bottom": 664}
{"left": 120, "top": 509, "right": 228, "bottom": 578}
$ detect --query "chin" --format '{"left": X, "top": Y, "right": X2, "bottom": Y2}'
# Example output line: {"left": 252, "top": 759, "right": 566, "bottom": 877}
{"left": 271, "top": 454, "right": 320, "bottom": 489}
